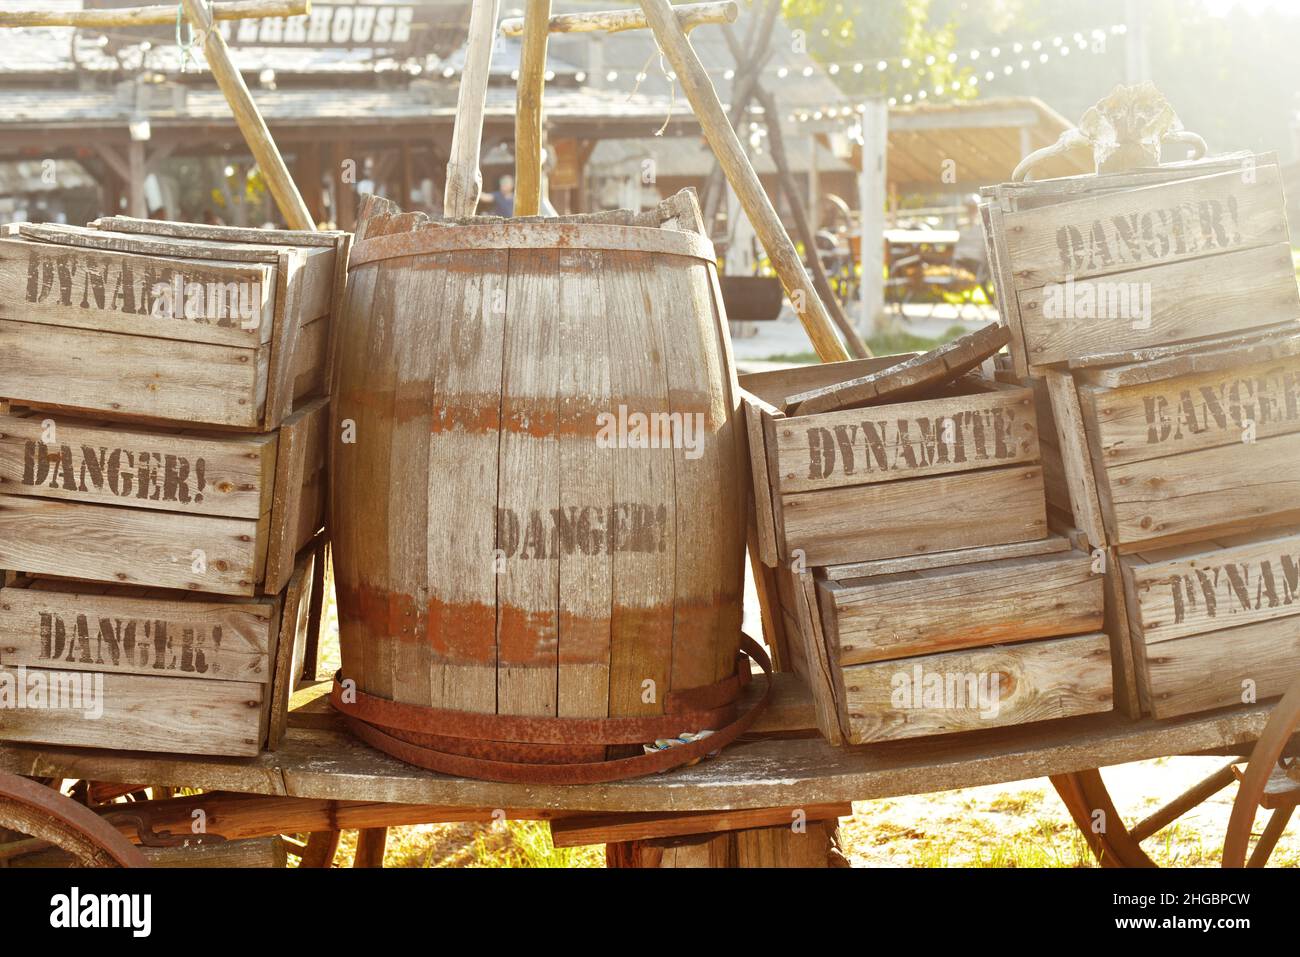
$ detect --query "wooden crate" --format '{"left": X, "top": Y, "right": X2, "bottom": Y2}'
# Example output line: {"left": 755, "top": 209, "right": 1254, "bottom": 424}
{"left": 0, "top": 548, "right": 315, "bottom": 756}
{"left": 773, "top": 538, "right": 1112, "bottom": 744}
{"left": 741, "top": 361, "right": 1048, "bottom": 568}
{"left": 980, "top": 153, "right": 1298, "bottom": 376}
{"left": 0, "top": 221, "right": 347, "bottom": 430}
{"left": 0, "top": 398, "right": 327, "bottom": 596}
{"left": 1119, "top": 526, "right": 1300, "bottom": 719}
{"left": 1038, "top": 330, "right": 1300, "bottom": 552}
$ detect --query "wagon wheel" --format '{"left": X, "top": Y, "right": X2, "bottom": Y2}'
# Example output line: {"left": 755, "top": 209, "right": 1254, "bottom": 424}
{"left": 0, "top": 773, "right": 147, "bottom": 867}
{"left": 1052, "top": 698, "right": 1300, "bottom": 868}
{"left": 1224, "top": 674, "right": 1300, "bottom": 868}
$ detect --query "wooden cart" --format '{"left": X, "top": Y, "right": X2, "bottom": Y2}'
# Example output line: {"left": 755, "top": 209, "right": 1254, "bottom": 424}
{"left": 2, "top": 658, "right": 1298, "bottom": 868}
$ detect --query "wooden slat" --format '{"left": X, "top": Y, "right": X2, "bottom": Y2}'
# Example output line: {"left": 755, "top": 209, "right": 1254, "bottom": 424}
{"left": 1017, "top": 243, "right": 1299, "bottom": 368}
{"left": 784, "top": 324, "right": 1009, "bottom": 414}
{"left": 0, "top": 581, "right": 275, "bottom": 681}
{"left": 549, "top": 802, "right": 849, "bottom": 847}
{"left": 0, "top": 495, "right": 266, "bottom": 595}
{"left": 1077, "top": 353, "right": 1300, "bottom": 468}
{"left": 840, "top": 632, "right": 1113, "bottom": 744}
{"left": 92, "top": 216, "right": 339, "bottom": 247}
{"left": 495, "top": 248, "right": 561, "bottom": 717}
{"left": 0, "top": 412, "right": 276, "bottom": 519}
{"left": 329, "top": 259, "right": 377, "bottom": 693}
{"left": 773, "top": 382, "right": 1038, "bottom": 492}
{"left": 1001, "top": 165, "right": 1289, "bottom": 289}
{"left": 741, "top": 391, "right": 781, "bottom": 566}
{"left": 555, "top": 249, "right": 612, "bottom": 717}
{"left": 1124, "top": 528, "right": 1300, "bottom": 644}
{"left": 821, "top": 551, "right": 1103, "bottom": 665}
{"left": 1142, "top": 616, "right": 1300, "bottom": 719}
{"left": 1043, "top": 369, "right": 1109, "bottom": 548}
{"left": 982, "top": 202, "right": 1031, "bottom": 378}
{"left": 1070, "top": 325, "right": 1300, "bottom": 385}
{"left": 425, "top": 249, "right": 506, "bottom": 714}
{"left": 0, "top": 669, "right": 266, "bottom": 756}
{"left": 17, "top": 223, "right": 286, "bottom": 263}
{"left": 605, "top": 249, "right": 675, "bottom": 718}
{"left": 0, "top": 237, "right": 276, "bottom": 346}
{"left": 822, "top": 534, "right": 1069, "bottom": 581}
{"left": 1101, "top": 431, "right": 1300, "bottom": 546}
{"left": 267, "top": 551, "right": 315, "bottom": 750}
{"left": 737, "top": 356, "right": 905, "bottom": 408}
{"left": 0, "top": 319, "right": 262, "bottom": 429}
{"left": 780, "top": 465, "right": 1047, "bottom": 566}
{"left": 262, "top": 396, "right": 328, "bottom": 595}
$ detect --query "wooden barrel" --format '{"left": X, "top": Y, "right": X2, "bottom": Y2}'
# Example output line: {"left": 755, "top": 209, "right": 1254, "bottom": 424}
{"left": 328, "top": 190, "right": 755, "bottom": 781}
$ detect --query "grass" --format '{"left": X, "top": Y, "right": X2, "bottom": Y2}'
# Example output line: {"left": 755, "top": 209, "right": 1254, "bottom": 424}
{"left": 763, "top": 323, "right": 969, "bottom": 366}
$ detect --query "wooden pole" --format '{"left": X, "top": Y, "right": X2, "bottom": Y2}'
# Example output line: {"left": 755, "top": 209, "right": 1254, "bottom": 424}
{"left": 180, "top": 0, "right": 314, "bottom": 230}
{"left": 753, "top": 85, "right": 870, "bottom": 358}
{"left": 500, "top": 1, "right": 736, "bottom": 37}
{"left": 445, "top": 0, "right": 502, "bottom": 218}
{"left": 514, "top": 0, "right": 552, "bottom": 217}
{"left": 0, "top": 0, "right": 307, "bottom": 28}
{"left": 636, "top": 0, "right": 848, "bottom": 362}
{"left": 858, "top": 99, "right": 888, "bottom": 334}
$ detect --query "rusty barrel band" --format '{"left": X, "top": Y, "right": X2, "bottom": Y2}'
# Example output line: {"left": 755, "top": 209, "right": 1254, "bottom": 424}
{"left": 348, "top": 222, "right": 718, "bottom": 269}
{"left": 330, "top": 639, "right": 752, "bottom": 746}
{"left": 331, "top": 635, "right": 773, "bottom": 784}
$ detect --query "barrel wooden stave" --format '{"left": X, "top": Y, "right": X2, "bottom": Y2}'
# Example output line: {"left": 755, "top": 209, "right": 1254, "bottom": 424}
{"left": 331, "top": 195, "right": 745, "bottom": 739}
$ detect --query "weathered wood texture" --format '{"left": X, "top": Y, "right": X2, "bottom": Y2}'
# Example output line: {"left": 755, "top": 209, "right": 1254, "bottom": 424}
{"left": 0, "top": 696, "right": 1280, "bottom": 811}
{"left": 331, "top": 191, "right": 746, "bottom": 733}
{"left": 1047, "top": 332, "right": 1300, "bottom": 549}
{"left": 0, "top": 400, "right": 325, "bottom": 596}
{"left": 0, "top": 550, "right": 315, "bottom": 756}
{"left": 819, "top": 550, "right": 1104, "bottom": 666}
{"left": 773, "top": 540, "right": 1109, "bottom": 745}
{"left": 741, "top": 366, "right": 1047, "bottom": 567}
{"left": 838, "top": 632, "right": 1113, "bottom": 744}
{"left": 983, "top": 155, "right": 1298, "bottom": 372}
{"left": 1121, "top": 528, "right": 1300, "bottom": 718}
{"left": 0, "top": 224, "right": 341, "bottom": 429}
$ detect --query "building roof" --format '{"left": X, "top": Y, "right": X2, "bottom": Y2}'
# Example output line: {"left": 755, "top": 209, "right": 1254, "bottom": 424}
{"left": 885, "top": 96, "right": 1091, "bottom": 192}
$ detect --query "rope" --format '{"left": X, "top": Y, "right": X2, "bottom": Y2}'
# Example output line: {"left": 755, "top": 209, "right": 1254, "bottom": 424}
{"left": 175, "top": 1, "right": 214, "bottom": 74}
{"left": 643, "top": 729, "right": 718, "bottom": 770}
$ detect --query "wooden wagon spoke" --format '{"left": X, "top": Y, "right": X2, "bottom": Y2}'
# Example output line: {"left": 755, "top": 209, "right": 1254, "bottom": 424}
{"left": 1128, "top": 760, "right": 1239, "bottom": 844}
{"left": 1224, "top": 673, "right": 1300, "bottom": 868}
{"left": 1247, "top": 805, "right": 1295, "bottom": 868}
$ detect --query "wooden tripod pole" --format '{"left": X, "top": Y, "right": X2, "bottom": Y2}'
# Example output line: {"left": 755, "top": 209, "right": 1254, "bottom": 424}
{"left": 445, "top": 0, "right": 502, "bottom": 217}
{"left": 636, "top": 0, "right": 848, "bottom": 362}
{"left": 514, "top": 0, "right": 552, "bottom": 216}
{"left": 180, "top": 0, "right": 314, "bottom": 230}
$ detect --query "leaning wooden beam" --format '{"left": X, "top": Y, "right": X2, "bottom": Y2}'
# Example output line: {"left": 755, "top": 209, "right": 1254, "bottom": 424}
{"left": 445, "top": 0, "right": 502, "bottom": 218}
{"left": 500, "top": 1, "right": 736, "bottom": 36}
{"left": 180, "top": 0, "right": 315, "bottom": 230}
{"left": 637, "top": 0, "right": 849, "bottom": 362}
{"left": 0, "top": 0, "right": 308, "bottom": 28}
{"left": 513, "top": 0, "right": 552, "bottom": 217}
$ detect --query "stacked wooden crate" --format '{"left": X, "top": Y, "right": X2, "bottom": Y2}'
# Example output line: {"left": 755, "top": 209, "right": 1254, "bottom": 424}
{"left": 0, "top": 218, "right": 347, "bottom": 756}
{"left": 981, "top": 151, "right": 1300, "bottom": 719}
{"left": 742, "top": 356, "right": 1113, "bottom": 746}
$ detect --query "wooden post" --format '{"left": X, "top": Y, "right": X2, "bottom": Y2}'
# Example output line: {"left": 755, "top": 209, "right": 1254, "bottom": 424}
{"left": 514, "top": 0, "right": 552, "bottom": 217}
{"left": 0, "top": 0, "right": 307, "bottom": 28}
{"left": 127, "top": 140, "right": 146, "bottom": 218}
{"left": 858, "top": 98, "right": 887, "bottom": 333}
{"left": 180, "top": 0, "right": 314, "bottom": 230}
{"left": 636, "top": 0, "right": 847, "bottom": 362}
{"left": 445, "top": 0, "right": 502, "bottom": 218}
{"left": 353, "top": 827, "right": 388, "bottom": 868}
{"left": 807, "top": 135, "right": 819, "bottom": 234}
